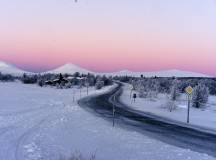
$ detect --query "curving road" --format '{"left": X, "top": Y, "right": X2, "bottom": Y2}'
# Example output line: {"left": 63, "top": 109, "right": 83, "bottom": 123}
{"left": 78, "top": 83, "right": 216, "bottom": 158}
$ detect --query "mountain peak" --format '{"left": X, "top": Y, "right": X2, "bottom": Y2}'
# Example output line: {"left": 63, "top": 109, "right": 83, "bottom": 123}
{"left": 60, "top": 63, "right": 81, "bottom": 69}
{"left": 49, "top": 63, "right": 93, "bottom": 74}
{"left": 0, "top": 61, "right": 32, "bottom": 75}
{"left": 0, "top": 61, "right": 11, "bottom": 67}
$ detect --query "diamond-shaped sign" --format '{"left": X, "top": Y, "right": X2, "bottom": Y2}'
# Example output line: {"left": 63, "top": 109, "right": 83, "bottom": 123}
{"left": 185, "top": 86, "right": 193, "bottom": 95}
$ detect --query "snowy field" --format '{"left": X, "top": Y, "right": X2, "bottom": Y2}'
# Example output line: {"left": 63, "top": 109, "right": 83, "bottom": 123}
{"left": 0, "top": 82, "right": 215, "bottom": 160}
{"left": 120, "top": 83, "right": 216, "bottom": 131}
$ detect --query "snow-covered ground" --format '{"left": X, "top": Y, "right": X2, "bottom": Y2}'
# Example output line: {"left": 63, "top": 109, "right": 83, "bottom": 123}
{"left": 0, "top": 82, "right": 215, "bottom": 160}
{"left": 120, "top": 83, "right": 216, "bottom": 131}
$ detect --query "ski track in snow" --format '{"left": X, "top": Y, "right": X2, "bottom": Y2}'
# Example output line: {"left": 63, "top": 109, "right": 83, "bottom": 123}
{"left": 1, "top": 102, "right": 75, "bottom": 160}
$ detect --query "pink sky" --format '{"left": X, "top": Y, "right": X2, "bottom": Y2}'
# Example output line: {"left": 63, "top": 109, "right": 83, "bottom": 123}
{"left": 0, "top": 0, "right": 216, "bottom": 75}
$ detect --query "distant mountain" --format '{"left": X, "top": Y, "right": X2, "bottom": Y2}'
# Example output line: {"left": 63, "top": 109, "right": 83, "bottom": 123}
{"left": 0, "top": 61, "right": 32, "bottom": 76}
{"left": 0, "top": 61, "right": 209, "bottom": 77}
{"left": 105, "top": 69, "right": 209, "bottom": 77}
{"left": 48, "top": 63, "right": 209, "bottom": 77}
{"left": 46, "top": 63, "right": 94, "bottom": 75}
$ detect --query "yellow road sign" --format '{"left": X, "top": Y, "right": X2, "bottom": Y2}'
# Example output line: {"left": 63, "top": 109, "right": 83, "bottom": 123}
{"left": 185, "top": 86, "right": 193, "bottom": 95}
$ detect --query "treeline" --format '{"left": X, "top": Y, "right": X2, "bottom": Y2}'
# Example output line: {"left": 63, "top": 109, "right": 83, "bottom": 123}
{"left": 0, "top": 72, "right": 16, "bottom": 81}
{"left": 20, "top": 72, "right": 113, "bottom": 90}
{"left": 115, "top": 76, "right": 216, "bottom": 95}
{"left": 115, "top": 76, "right": 216, "bottom": 109}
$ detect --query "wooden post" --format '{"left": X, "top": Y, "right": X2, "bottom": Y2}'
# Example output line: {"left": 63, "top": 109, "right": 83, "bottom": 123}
{"left": 113, "top": 95, "right": 116, "bottom": 127}
{"left": 73, "top": 90, "right": 75, "bottom": 102}
{"left": 187, "top": 95, "right": 191, "bottom": 123}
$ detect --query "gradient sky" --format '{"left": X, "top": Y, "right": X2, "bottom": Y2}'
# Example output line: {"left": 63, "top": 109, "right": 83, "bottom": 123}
{"left": 0, "top": 0, "right": 216, "bottom": 75}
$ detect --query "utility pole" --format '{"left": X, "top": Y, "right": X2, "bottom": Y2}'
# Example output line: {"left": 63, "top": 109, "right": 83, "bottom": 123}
{"left": 73, "top": 89, "right": 75, "bottom": 102}
{"left": 113, "top": 95, "right": 116, "bottom": 127}
{"left": 80, "top": 87, "right": 82, "bottom": 98}
{"left": 187, "top": 95, "right": 191, "bottom": 123}
{"left": 85, "top": 80, "right": 89, "bottom": 96}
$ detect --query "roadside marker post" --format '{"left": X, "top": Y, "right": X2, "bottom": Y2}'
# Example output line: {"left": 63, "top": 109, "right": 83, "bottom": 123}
{"left": 86, "top": 82, "right": 89, "bottom": 96}
{"left": 130, "top": 89, "right": 132, "bottom": 99}
{"left": 185, "top": 86, "right": 193, "bottom": 123}
{"left": 72, "top": 84, "right": 76, "bottom": 102}
{"left": 80, "top": 88, "right": 82, "bottom": 98}
{"left": 73, "top": 90, "right": 75, "bottom": 102}
{"left": 130, "top": 80, "right": 135, "bottom": 99}
{"left": 113, "top": 95, "right": 116, "bottom": 127}
{"left": 130, "top": 85, "right": 135, "bottom": 99}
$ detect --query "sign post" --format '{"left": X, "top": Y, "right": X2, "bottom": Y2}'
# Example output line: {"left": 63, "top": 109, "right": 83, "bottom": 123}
{"left": 185, "top": 86, "right": 193, "bottom": 123}
{"left": 133, "top": 93, "right": 137, "bottom": 103}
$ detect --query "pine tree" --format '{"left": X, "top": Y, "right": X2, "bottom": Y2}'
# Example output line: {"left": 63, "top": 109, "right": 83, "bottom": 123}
{"left": 95, "top": 80, "right": 104, "bottom": 90}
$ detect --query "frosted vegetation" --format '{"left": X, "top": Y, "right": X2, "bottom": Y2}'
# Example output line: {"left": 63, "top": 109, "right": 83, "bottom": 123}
{"left": 118, "top": 76, "right": 216, "bottom": 130}
{"left": 0, "top": 71, "right": 113, "bottom": 91}
{"left": 128, "top": 77, "right": 210, "bottom": 109}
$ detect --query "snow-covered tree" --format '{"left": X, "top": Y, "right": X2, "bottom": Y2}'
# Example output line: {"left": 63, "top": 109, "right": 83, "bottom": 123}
{"left": 192, "top": 83, "right": 209, "bottom": 108}
{"left": 138, "top": 85, "right": 146, "bottom": 98}
{"left": 0, "top": 73, "right": 15, "bottom": 81}
{"left": 147, "top": 79, "right": 159, "bottom": 99}
{"left": 95, "top": 80, "right": 104, "bottom": 90}
{"left": 21, "top": 74, "right": 38, "bottom": 84}
{"left": 135, "top": 79, "right": 159, "bottom": 99}
{"left": 37, "top": 79, "right": 44, "bottom": 87}
{"left": 167, "top": 79, "right": 179, "bottom": 112}
{"left": 170, "top": 79, "right": 179, "bottom": 101}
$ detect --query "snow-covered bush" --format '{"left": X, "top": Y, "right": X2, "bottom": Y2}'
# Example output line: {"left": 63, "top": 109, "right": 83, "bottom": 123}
{"left": 65, "top": 82, "right": 72, "bottom": 89}
{"left": 59, "top": 151, "right": 96, "bottom": 160}
{"left": 56, "top": 81, "right": 66, "bottom": 89}
{"left": 192, "top": 83, "right": 209, "bottom": 108}
{"left": 95, "top": 81, "right": 104, "bottom": 90}
{"left": 147, "top": 90, "right": 158, "bottom": 100}
{"left": 138, "top": 85, "right": 147, "bottom": 98}
{"left": 37, "top": 79, "right": 44, "bottom": 87}
{"left": 166, "top": 100, "right": 177, "bottom": 112}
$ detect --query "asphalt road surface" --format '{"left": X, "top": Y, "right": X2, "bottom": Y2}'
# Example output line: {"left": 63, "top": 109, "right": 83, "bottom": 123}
{"left": 78, "top": 83, "right": 216, "bottom": 158}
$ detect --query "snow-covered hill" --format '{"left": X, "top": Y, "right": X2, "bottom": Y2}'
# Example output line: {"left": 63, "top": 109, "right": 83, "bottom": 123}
{"left": 47, "top": 63, "right": 94, "bottom": 74}
{"left": 0, "top": 61, "right": 31, "bottom": 76}
{"left": 105, "top": 69, "right": 209, "bottom": 77}
{"left": 47, "top": 63, "right": 209, "bottom": 77}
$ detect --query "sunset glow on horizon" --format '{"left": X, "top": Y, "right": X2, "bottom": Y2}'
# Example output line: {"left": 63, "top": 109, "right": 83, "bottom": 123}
{"left": 0, "top": 0, "right": 216, "bottom": 75}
